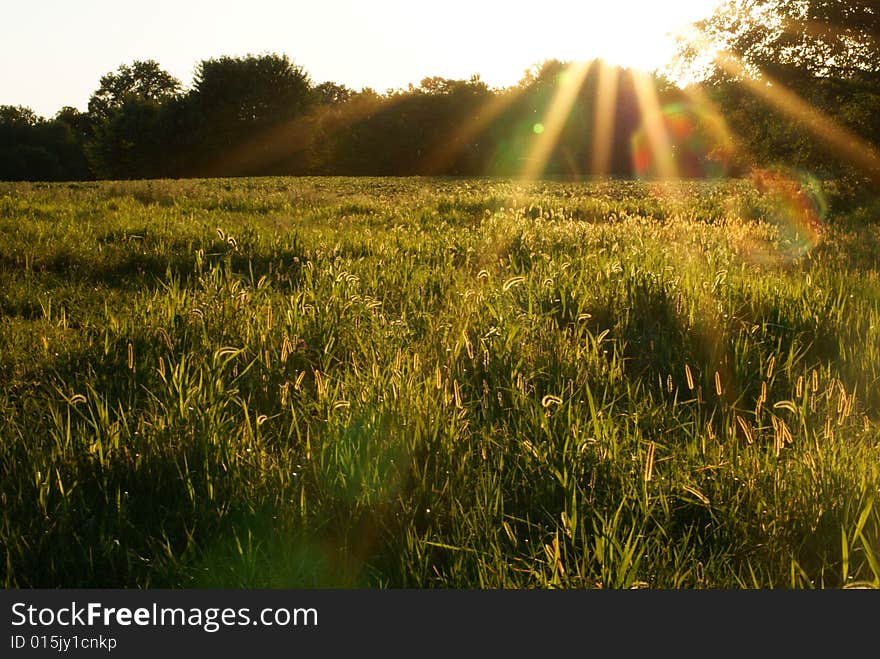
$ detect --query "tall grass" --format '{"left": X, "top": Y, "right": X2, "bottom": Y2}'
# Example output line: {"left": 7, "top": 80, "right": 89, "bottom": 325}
{"left": 1, "top": 176, "right": 877, "bottom": 588}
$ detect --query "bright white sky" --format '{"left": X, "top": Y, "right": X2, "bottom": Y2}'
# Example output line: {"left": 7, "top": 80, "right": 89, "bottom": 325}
{"left": 1, "top": 0, "right": 721, "bottom": 118}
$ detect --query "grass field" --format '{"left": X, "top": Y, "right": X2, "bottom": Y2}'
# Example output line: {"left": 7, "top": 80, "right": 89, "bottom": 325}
{"left": 1, "top": 176, "right": 878, "bottom": 588}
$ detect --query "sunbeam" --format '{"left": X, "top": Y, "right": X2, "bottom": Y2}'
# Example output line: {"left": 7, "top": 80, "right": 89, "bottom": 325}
{"left": 677, "top": 83, "right": 739, "bottom": 165}
{"left": 199, "top": 92, "right": 409, "bottom": 177}
{"left": 590, "top": 62, "right": 620, "bottom": 176}
{"left": 713, "top": 50, "right": 880, "bottom": 184}
{"left": 520, "top": 61, "right": 592, "bottom": 181}
{"left": 632, "top": 96, "right": 737, "bottom": 179}
{"left": 421, "top": 85, "right": 525, "bottom": 176}
{"left": 630, "top": 70, "right": 678, "bottom": 180}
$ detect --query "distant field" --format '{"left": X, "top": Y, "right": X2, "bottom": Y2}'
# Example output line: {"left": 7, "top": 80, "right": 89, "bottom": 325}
{"left": 1, "top": 176, "right": 878, "bottom": 588}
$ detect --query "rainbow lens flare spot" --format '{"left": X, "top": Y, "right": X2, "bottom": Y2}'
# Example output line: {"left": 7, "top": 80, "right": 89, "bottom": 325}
{"left": 751, "top": 168, "right": 826, "bottom": 258}
{"left": 631, "top": 102, "right": 735, "bottom": 179}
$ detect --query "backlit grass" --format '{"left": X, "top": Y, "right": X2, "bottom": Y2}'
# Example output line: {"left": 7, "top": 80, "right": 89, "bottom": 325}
{"left": 1, "top": 176, "right": 878, "bottom": 588}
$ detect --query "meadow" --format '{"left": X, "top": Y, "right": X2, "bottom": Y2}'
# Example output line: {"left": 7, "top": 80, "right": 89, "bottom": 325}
{"left": 1, "top": 175, "right": 878, "bottom": 588}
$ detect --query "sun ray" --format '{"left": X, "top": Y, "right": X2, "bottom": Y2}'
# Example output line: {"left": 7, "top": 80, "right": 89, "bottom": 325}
{"left": 520, "top": 61, "right": 592, "bottom": 181}
{"left": 590, "top": 61, "right": 620, "bottom": 176}
{"left": 681, "top": 19, "right": 880, "bottom": 182}
{"left": 672, "top": 56, "right": 826, "bottom": 259}
{"left": 678, "top": 83, "right": 739, "bottom": 161}
{"left": 421, "top": 85, "right": 525, "bottom": 176}
{"left": 201, "top": 92, "right": 409, "bottom": 177}
{"left": 630, "top": 70, "right": 678, "bottom": 180}
{"left": 713, "top": 50, "right": 880, "bottom": 183}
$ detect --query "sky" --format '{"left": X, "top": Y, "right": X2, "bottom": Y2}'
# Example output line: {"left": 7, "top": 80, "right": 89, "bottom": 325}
{"left": 1, "top": 0, "right": 722, "bottom": 118}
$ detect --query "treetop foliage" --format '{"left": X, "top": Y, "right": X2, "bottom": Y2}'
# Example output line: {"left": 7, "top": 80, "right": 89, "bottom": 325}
{"left": 0, "top": 105, "right": 41, "bottom": 127}
{"left": 676, "top": 0, "right": 880, "bottom": 184}
{"left": 193, "top": 53, "right": 313, "bottom": 123}
{"left": 88, "top": 60, "right": 182, "bottom": 123}
{"left": 689, "top": 0, "right": 879, "bottom": 83}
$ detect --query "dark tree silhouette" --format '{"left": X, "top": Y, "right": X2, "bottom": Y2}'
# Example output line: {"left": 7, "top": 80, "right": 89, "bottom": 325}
{"left": 314, "top": 81, "right": 353, "bottom": 106}
{"left": 0, "top": 105, "right": 91, "bottom": 181}
{"left": 4, "top": 31, "right": 875, "bottom": 184}
{"left": 88, "top": 60, "right": 181, "bottom": 123}
{"left": 55, "top": 106, "right": 94, "bottom": 139}
{"left": 85, "top": 61, "right": 182, "bottom": 178}
{"left": 0, "top": 105, "right": 40, "bottom": 127}
{"left": 188, "top": 54, "right": 314, "bottom": 175}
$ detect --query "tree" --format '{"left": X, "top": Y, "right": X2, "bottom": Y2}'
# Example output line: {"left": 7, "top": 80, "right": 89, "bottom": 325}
{"left": 0, "top": 106, "right": 48, "bottom": 180}
{"left": 88, "top": 98, "right": 167, "bottom": 179}
{"left": 0, "top": 105, "right": 39, "bottom": 127}
{"left": 189, "top": 53, "right": 314, "bottom": 174}
{"left": 88, "top": 60, "right": 181, "bottom": 123}
{"left": 85, "top": 61, "right": 181, "bottom": 178}
{"left": 0, "top": 105, "right": 90, "bottom": 181}
{"left": 681, "top": 1, "right": 880, "bottom": 180}
{"left": 47, "top": 108, "right": 92, "bottom": 180}
{"left": 192, "top": 54, "right": 312, "bottom": 124}
{"left": 689, "top": 1, "right": 879, "bottom": 83}
{"left": 55, "top": 106, "right": 94, "bottom": 139}
{"left": 314, "top": 81, "right": 353, "bottom": 106}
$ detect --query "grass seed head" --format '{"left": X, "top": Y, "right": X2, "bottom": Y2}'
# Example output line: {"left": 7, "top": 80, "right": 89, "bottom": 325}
{"left": 644, "top": 441, "right": 656, "bottom": 482}
{"left": 736, "top": 415, "right": 754, "bottom": 443}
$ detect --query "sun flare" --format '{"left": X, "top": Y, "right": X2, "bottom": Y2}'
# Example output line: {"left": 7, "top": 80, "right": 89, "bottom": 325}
{"left": 556, "top": 3, "right": 719, "bottom": 71}
{"left": 464, "top": 0, "right": 723, "bottom": 87}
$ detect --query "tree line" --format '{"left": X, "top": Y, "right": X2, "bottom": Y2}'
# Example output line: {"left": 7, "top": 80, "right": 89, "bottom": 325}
{"left": 0, "top": 55, "right": 675, "bottom": 181}
{"left": 2, "top": 0, "right": 878, "bottom": 184}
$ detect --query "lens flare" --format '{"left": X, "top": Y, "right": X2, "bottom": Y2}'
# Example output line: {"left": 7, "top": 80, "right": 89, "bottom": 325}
{"left": 631, "top": 101, "right": 735, "bottom": 179}
{"left": 750, "top": 167, "right": 825, "bottom": 258}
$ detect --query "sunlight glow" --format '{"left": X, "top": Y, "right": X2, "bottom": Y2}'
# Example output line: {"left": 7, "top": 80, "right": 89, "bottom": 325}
{"left": 464, "top": 1, "right": 726, "bottom": 93}
{"left": 751, "top": 168, "right": 825, "bottom": 258}
{"left": 632, "top": 98, "right": 737, "bottom": 179}
{"left": 677, "top": 84, "right": 738, "bottom": 164}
